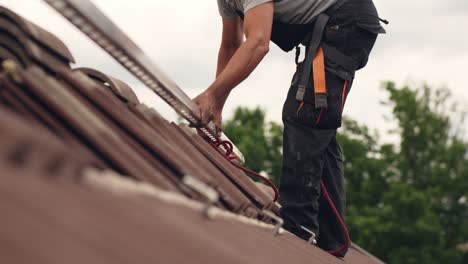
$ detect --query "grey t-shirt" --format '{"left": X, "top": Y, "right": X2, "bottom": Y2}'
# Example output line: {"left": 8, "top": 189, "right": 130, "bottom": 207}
{"left": 217, "top": 0, "right": 337, "bottom": 24}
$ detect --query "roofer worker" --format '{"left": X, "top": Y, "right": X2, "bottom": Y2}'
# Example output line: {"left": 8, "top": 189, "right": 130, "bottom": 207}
{"left": 194, "top": 0, "right": 386, "bottom": 257}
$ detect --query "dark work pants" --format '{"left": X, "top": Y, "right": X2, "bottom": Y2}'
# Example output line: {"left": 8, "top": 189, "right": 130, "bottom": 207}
{"left": 280, "top": 121, "right": 346, "bottom": 252}
{"left": 279, "top": 0, "right": 383, "bottom": 257}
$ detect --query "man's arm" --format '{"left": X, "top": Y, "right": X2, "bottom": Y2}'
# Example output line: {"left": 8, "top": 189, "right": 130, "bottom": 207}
{"left": 213, "top": 17, "right": 243, "bottom": 113}
{"left": 193, "top": 2, "right": 274, "bottom": 134}
{"left": 216, "top": 17, "right": 244, "bottom": 77}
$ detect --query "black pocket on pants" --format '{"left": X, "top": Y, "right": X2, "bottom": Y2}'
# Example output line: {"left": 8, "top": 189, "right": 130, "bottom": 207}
{"left": 282, "top": 62, "right": 353, "bottom": 129}
{"left": 316, "top": 69, "right": 351, "bottom": 129}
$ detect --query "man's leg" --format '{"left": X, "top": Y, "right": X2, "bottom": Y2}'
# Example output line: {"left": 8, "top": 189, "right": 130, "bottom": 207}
{"left": 317, "top": 134, "right": 348, "bottom": 256}
{"left": 280, "top": 116, "right": 348, "bottom": 257}
{"left": 279, "top": 114, "right": 336, "bottom": 240}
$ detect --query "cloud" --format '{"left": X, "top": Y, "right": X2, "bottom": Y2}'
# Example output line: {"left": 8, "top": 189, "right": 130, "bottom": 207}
{"left": 374, "top": 0, "right": 468, "bottom": 57}
{"left": 439, "top": 0, "right": 468, "bottom": 15}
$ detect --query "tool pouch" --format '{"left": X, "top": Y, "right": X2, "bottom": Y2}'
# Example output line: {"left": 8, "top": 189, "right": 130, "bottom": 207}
{"left": 282, "top": 54, "right": 354, "bottom": 129}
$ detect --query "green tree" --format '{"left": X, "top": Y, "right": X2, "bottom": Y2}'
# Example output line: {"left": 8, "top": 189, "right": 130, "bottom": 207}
{"left": 223, "top": 81, "right": 468, "bottom": 263}
{"left": 342, "top": 82, "right": 468, "bottom": 263}
{"left": 223, "top": 107, "right": 283, "bottom": 185}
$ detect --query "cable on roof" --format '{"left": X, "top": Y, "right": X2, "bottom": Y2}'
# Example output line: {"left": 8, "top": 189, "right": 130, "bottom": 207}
{"left": 208, "top": 139, "right": 280, "bottom": 203}
{"left": 320, "top": 180, "right": 350, "bottom": 255}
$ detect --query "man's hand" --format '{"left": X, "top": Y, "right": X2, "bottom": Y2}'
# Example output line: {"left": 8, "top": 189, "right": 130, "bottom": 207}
{"left": 193, "top": 90, "right": 223, "bottom": 136}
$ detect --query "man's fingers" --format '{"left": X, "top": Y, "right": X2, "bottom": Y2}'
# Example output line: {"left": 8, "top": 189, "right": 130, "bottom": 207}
{"left": 193, "top": 95, "right": 210, "bottom": 125}
{"left": 200, "top": 107, "right": 213, "bottom": 125}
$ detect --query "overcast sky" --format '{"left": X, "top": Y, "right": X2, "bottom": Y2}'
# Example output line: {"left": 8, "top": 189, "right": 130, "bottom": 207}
{"left": 1, "top": 0, "right": 467, "bottom": 142}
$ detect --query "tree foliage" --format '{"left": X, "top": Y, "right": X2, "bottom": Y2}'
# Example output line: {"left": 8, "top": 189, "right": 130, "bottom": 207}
{"left": 223, "top": 107, "right": 283, "bottom": 185}
{"left": 223, "top": 82, "right": 468, "bottom": 263}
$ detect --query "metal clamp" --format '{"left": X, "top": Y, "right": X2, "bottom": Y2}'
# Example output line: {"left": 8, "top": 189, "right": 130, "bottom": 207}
{"left": 181, "top": 175, "right": 219, "bottom": 219}
{"left": 261, "top": 209, "right": 284, "bottom": 236}
{"left": 300, "top": 225, "right": 317, "bottom": 244}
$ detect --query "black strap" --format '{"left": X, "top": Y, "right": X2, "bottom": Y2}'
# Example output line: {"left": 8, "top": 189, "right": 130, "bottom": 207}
{"left": 295, "top": 46, "right": 301, "bottom": 65}
{"left": 235, "top": 9, "right": 244, "bottom": 19}
{"left": 295, "top": 13, "right": 329, "bottom": 103}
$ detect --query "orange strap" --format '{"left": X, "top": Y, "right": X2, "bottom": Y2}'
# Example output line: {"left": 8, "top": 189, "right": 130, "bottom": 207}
{"left": 296, "top": 101, "right": 304, "bottom": 114}
{"left": 313, "top": 47, "right": 327, "bottom": 95}
{"left": 341, "top": 80, "right": 349, "bottom": 111}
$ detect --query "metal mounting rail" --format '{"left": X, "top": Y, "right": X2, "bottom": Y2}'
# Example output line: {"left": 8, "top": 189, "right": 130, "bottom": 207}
{"left": 43, "top": 0, "right": 244, "bottom": 163}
